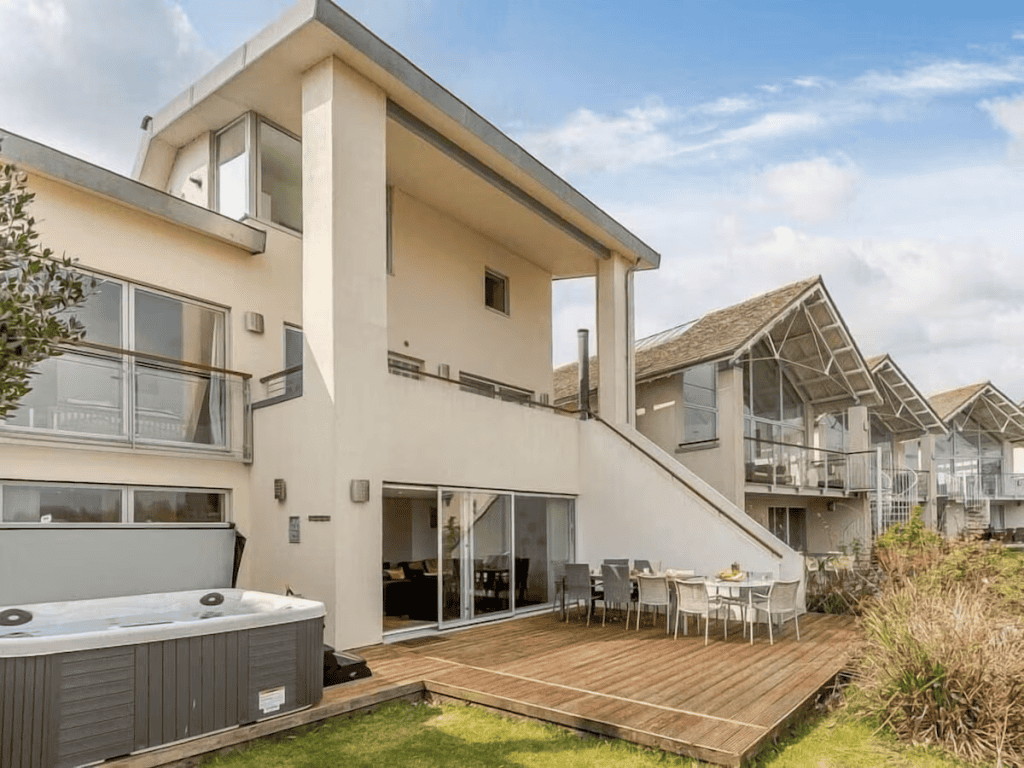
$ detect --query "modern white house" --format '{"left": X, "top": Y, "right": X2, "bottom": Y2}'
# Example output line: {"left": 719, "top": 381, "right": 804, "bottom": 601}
{"left": 0, "top": 0, "right": 804, "bottom": 651}
{"left": 556, "top": 277, "right": 957, "bottom": 559}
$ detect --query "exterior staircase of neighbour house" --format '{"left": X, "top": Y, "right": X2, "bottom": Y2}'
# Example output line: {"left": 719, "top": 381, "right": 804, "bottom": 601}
{"left": 953, "top": 475, "right": 990, "bottom": 537}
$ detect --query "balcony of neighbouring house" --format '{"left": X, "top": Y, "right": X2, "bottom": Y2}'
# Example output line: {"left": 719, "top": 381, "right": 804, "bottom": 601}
{"left": 744, "top": 437, "right": 928, "bottom": 499}
{"left": 0, "top": 341, "right": 252, "bottom": 462}
{"left": 939, "top": 472, "right": 1024, "bottom": 503}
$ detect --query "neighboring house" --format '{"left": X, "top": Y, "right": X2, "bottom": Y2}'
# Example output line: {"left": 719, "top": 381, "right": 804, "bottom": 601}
{"left": 901, "top": 382, "right": 1024, "bottom": 537}
{"left": 557, "top": 277, "right": 951, "bottom": 558}
{"left": 0, "top": 0, "right": 804, "bottom": 650}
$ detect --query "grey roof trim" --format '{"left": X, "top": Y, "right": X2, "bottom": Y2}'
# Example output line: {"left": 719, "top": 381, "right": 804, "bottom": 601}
{"left": 637, "top": 353, "right": 732, "bottom": 385}
{"left": 1, "top": 129, "right": 266, "bottom": 254}
{"left": 387, "top": 101, "right": 610, "bottom": 259}
{"left": 136, "top": 0, "right": 658, "bottom": 268}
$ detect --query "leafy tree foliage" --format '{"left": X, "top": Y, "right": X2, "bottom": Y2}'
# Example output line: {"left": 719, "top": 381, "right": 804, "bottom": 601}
{"left": 0, "top": 148, "right": 91, "bottom": 416}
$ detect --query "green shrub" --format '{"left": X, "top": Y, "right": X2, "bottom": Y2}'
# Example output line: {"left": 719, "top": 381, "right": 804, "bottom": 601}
{"left": 858, "top": 548, "right": 1024, "bottom": 766}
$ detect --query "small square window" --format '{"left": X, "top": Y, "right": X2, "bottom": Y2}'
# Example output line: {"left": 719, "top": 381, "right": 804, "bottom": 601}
{"left": 484, "top": 269, "right": 509, "bottom": 315}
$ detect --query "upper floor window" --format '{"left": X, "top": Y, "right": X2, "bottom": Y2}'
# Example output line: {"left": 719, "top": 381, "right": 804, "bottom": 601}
{"left": 214, "top": 113, "right": 302, "bottom": 233}
{"left": 284, "top": 324, "right": 303, "bottom": 397}
{"left": 1, "top": 275, "right": 240, "bottom": 453}
{"left": 484, "top": 268, "right": 509, "bottom": 315}
{"left": 679, "top": 363, "right": 717, "bottom": 444}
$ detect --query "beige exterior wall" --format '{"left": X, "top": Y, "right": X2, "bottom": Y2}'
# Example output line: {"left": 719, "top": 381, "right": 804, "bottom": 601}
{"left": 387, "top": 190, "right": 553, "bottom": 398}
{"left": 166, "top": 132, "right": 212, "bottom": 207}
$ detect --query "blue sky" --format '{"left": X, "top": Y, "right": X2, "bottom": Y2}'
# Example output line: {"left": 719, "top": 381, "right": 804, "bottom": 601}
{"left": 2, "top": 1, "right": 1024, "bottom": 397}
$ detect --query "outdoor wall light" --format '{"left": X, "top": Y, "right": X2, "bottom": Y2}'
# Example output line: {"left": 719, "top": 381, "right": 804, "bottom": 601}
{"left": 350, "top": 479, "right": 370, "bottom": 503}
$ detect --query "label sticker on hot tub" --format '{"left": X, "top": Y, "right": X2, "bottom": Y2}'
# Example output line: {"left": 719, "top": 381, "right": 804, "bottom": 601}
{"left": 258, "top": 686, "right": 286, "bottom": 714}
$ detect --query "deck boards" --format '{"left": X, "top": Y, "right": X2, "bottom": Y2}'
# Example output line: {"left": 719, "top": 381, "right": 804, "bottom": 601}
{"left": 105, "top": 611, "right": 858, "bottom": 768}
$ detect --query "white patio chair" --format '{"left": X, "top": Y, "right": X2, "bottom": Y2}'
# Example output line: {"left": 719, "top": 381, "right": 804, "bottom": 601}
{"left": 673, "top": 578, "right": 725, "bottom": 645}
{"left": 564, "top": 563, "right": 594, "bottom": 625}
{"left": 635, "top": 574, "right": 671, "bottom": 632}
{"left": 600, "top": 563, "right": 633, "bottom": 627}
{"left": 748, "top": 579, "right": 801, "bottom": 644}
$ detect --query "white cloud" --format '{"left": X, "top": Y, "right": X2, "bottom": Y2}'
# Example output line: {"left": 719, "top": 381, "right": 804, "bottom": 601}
{"left": 1014, "top": 32, "right": 1024, "bottom": 41}
{"left": 856, "top": 59, "right": 1024, "bottom": 96}
{"left": 702, "top": 111, "right": 822, "bottom": 148}
{"left": 755, "top": 158, "right": 859, "bottom": 224}
{"left": 522, "top": 97, "right": 681, "bottom": 174}
{"left": 0, "top": 0, "right": 216, "bottom": 173}
{"left": 693, "top": 96, "right": 757, "bottom": 115}
{"left": 793, "top": 76, "right": 829, "bottom": 88}
{"left": 979, "top": 93, "right": 1024, "bottom": 160}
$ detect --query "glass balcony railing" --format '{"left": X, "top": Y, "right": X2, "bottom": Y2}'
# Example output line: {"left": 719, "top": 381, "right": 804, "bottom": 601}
{"left": 938, "top": 473, "right": 1024, "bottom": 502}
{"left": 1, "top": 342, "right": 252, "bottom": 461}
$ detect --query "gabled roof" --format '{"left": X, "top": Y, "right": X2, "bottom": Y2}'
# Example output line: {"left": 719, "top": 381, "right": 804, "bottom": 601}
{"left": 928, "top": 382, "right": 1024, "bottom": 443}
{"left": 866, "top": 354, "right": 947, "bottom": 440}
{"left": 555, "top": 276, "right": 880, "bottom": 411}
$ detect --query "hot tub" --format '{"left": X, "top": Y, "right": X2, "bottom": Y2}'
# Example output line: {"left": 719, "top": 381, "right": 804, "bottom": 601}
{"left": 0, "top": 589, "right": 325, "bottom": 768}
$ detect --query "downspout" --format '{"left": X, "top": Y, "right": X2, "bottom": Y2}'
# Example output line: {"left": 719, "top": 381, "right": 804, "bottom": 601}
{"left": 625, "top": 260, "right": 638, "bottom": 429}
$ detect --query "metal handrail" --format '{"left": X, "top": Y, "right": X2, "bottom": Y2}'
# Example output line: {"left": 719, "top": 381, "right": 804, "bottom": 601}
{"left": 260, "top": 365, "right": 302, "bottom": 385}
{"left": 387, "top": 364, "right": 577, "bottom": 416}
{"left": 67, "top": 340, "right": 251, "bottom": 380}
{"left": 593, "top": 413, "right": 785, "bottom": 559}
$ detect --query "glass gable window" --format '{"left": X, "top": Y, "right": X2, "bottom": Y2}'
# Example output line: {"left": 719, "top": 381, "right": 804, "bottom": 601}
{"left": 1, "top": 483, "right": 226, "bottom": 524}
{"left": 2, "top": 275, "right": 230, "bottom": 450}
{"left": 214, "top": 114, "right": 302, "bottom": 233}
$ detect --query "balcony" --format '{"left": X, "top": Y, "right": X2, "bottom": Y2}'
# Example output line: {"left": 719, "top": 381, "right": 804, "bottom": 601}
{"left": 743, "top": 437, "right": 926, "bottom": 499}
{"left": 940, "top": 473, "right": 1024, "bottom": 503}
{"left": 1, "top": 342, "right": 252, "bottom": 461}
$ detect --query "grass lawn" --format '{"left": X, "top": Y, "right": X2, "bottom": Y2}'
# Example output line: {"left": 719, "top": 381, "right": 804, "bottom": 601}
{"left": 202, "top": 699, "right": 978, "bottom": 768}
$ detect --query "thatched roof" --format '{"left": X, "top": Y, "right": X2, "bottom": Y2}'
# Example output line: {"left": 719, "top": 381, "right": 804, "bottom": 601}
{"left": 555, "top": 276, "right": 880, "bottom": 411}
{"left": 928, "top": 382, "right": 990, "bottom": 423}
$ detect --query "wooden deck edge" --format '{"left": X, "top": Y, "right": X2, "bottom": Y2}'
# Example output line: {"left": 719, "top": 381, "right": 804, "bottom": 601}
{"left": 735, "top": 664, "right": 850, "bottom": 766}
{"left": 100, "top": 681, "right": 427, "bottom": 768}
{"left": 423, "top": 679, "right": 743, "bottom": 768}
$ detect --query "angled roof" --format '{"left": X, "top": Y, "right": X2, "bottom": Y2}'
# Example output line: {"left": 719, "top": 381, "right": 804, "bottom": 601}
{"left": 133, "top": 0, "right": 659, "bottom": 271}
{"left": 555, "top": 276, "right": 880, "bottom": 411}
{"left": 0, "top": 128, "right": 265, "bottom": 254}
{"left": 867, "top": 354, "right": 947, "bottom": 440}
{"left": 928, "top": 382, "right": 1024, "bottom": 443}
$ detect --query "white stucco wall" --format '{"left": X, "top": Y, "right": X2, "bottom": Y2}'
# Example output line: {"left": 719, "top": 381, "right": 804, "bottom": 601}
{"left": 576, "top": 420, "right": 804, "bottom": 605}
{"left": 387, "top": 189, "right": 553, "bottom": 399}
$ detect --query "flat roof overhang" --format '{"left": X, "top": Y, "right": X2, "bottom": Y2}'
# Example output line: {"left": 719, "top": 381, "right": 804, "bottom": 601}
{"left": 869, "top": 356, "right": 947, "bottom": 442}
{"left": 0, "top": 129, "right": 266, "bottom": 254}
{"left": 133, "top": 0, "right": 659, "bottom": 278}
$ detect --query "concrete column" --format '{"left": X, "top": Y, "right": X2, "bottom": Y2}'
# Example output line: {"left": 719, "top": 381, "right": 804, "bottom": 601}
{"left": 596, "top": 252, "right": 633, "bottom": 426}
{"left": 847, "top": 405, "right": 870, "bottom": 452}
{"left": 919, "top": 434, "right": 938, "bottom": 529}
{"left": 302, "top": 57, "right": 388, "bottom": 650}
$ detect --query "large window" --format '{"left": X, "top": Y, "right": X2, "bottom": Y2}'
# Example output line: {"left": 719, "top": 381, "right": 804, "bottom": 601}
{"left": 1, "top": 483, "right": 226, "bottom": 524}
{"left": 680, "top": 363, "right": 717, "bottom": 444}
{"left": 2, "top": 276, "right": 231, "bottom": 450}
{"left": 214, "top": 114, "right": 302, "bottom": 233}
{"left": 935, "top": 413, "right": 1004, "bottom": 494}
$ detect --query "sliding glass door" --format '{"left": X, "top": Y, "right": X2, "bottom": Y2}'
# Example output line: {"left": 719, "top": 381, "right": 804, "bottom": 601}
{"left": 437, "top": 489, "right": 575, "bottom": 629}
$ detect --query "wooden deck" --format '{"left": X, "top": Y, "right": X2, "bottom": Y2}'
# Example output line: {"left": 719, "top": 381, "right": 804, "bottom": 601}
{"left": 109, "top": 611, "right": 859, "bottom": 768}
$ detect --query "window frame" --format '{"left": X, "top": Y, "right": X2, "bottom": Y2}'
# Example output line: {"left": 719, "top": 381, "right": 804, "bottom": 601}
{"left": 678, "top": 363, "right": 718, "bottom": 446}
{"left": 0, "top": 480, "right": 230, "bottom": 526}
{"left": 213, "top": 112, "right": 303, "bottom": 235}
{"left": 484, "top": 268, "right": 510, "bottom": 316}
{"left": 0, "top": 269, "right": 233, "bottom": 452}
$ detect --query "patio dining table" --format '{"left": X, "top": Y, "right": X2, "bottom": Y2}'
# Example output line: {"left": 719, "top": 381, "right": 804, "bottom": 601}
{"left": 709, "top": 576, "right": 773, "bottom": 636}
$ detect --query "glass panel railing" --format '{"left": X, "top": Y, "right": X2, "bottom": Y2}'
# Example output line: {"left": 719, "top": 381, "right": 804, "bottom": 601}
{"left": 1, "top": 344, "right": 251, "bottom": 461}
{"left": 3, "top": 351, "right": 127, "bottom": 438}
{"left": 744, "top": 436, "right": 849, "bottom": 490}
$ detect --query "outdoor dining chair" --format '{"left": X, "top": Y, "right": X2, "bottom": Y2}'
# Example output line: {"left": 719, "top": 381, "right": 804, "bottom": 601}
{"left": 673, "top": 578, "right": 725, "bottom": 645}
{"left": 564, "top": 563, "right": 594, "bottom": 625}
{"left": 748, "top": 579, "right": 801, "bottom": 644}
{"left": 634, "top": 559, "right": 653, "bottom": 573}
{"left": 600, "top": 563, "right": 633, "bottom": 627}
{"left": 603, "top": 558, "right": 629, "bottom": 566}
{"left": 635, "top": 574, "right": 671, "bottom": 632}
{"left": 551, "top": 560, "right": 567, "bottom": 616}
